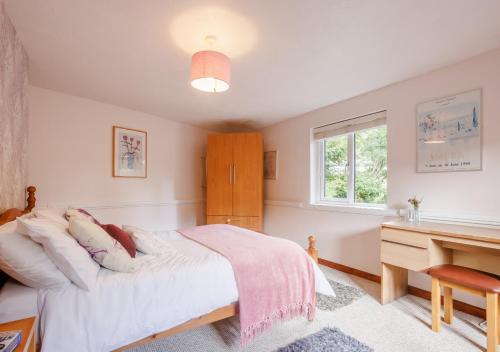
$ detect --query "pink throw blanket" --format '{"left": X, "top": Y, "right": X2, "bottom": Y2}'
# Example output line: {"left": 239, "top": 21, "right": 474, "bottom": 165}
{"left": 178, "top": 224, "right": 316, "bottom": 346}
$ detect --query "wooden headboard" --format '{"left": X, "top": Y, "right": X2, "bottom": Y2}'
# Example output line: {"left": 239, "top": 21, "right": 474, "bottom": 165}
{"left": 0, "top": 186, "right": 37, "bottom": 226}
{"left": 0, "top": 186, "right": 36, "bottom": 288}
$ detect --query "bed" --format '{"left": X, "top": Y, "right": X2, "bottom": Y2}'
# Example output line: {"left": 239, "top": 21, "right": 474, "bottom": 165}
{"left": 0, "top": 187, "right": 334, "bottom": 352}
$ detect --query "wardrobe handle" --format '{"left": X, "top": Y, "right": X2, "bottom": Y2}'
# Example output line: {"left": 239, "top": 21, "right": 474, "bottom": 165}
{"left": 229, "top": 165, "right": 232, "bottom": 184}
{"left": 233, "top": 165, "right": 236, "bottom": 184}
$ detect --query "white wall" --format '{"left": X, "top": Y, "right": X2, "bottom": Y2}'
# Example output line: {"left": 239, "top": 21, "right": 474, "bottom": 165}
{"left": 261, "top": 48, "right": 500, "bottom": 306}
{"left": 28, "top": 86, "right": 208, "bottom": 230}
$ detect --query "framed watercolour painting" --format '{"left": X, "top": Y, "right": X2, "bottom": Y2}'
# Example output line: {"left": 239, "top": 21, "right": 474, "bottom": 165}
{"left": 113, "top": 126, "right": 147, "bottom": 178}
{"left": 416, "top": 89, "right": 481, "bottom": 173}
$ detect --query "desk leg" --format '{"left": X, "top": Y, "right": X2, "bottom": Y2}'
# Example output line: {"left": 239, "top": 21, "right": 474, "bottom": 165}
{"left": 486, "top": 292, "right": 498, "bottom": 352}
{"left": 381, "top": 263, "right": 408, "bottom": 304}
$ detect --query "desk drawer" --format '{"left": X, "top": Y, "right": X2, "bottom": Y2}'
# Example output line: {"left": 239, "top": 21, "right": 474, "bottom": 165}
{"left": 381, "top": 228, "right": 429, "bottom": 249}
{"left": 381, "top": 241, "right": 429, "bottom": 271}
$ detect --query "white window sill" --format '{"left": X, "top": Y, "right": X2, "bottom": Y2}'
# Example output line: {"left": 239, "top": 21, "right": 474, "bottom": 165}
{"left": 309, "top": 202, "right": 398, "bottom": 216}
{"left": 264, "top": 200, "right": 399, "bottom": 216}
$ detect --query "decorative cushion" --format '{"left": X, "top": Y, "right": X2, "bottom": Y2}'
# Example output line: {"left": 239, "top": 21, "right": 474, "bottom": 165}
{"left": 65, "top": 208, "right": 101, "bottom": 225}
{"left": 0, "top": 220, "right": 70, "bottom": 289}
{"left": 17, "top": 217, "right": 100, "bottom": 291}
{"left": 122, "top": 225, "right": 169, "bottom": 255}
{"left": 101, "top": 224, "right": 136, "bottom": 258}
{"left": 69, "top": 219, "right": 136, "bottom": 273}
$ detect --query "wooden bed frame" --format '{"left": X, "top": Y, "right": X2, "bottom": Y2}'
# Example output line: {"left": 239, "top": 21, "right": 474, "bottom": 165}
{"left": 0, "top": 186, "right": 36, "bottom": 226}
{"left": 0, "top": 186, "right": 320, "bottom": 352}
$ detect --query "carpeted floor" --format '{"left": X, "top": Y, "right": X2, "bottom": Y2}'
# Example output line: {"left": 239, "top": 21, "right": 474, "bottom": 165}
{"left": 129, "top": 266, "right": 489, "bottom": 352}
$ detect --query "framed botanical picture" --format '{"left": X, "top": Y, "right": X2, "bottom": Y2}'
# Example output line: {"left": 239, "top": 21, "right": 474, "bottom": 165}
{"left": 264, "top": 151, "right": 278, "bottom": 180}
{"left": 416, "top": 89, "right": 482, "bottom": 173}
{"left": 112, "top": 126, "right": 147, "bottom": 178}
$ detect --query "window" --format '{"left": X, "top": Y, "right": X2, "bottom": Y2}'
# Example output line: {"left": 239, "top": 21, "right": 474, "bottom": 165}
{"left": 313, "top": 111, "right": 387, "bottom": 206}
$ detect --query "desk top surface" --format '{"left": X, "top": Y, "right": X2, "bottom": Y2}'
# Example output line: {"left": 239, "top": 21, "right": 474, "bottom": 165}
{"left": 382, "top": 220, "right": 500, "bottom": 244}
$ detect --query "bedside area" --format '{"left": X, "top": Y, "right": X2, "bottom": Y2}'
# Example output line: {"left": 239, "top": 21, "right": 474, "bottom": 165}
{"left": 0, "top": 316, "right": 37, "bottom": 352}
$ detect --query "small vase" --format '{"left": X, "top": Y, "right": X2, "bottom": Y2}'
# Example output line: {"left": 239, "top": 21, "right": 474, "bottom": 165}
{"left": 407, "top": 208, "right": 420, "bottom": 224}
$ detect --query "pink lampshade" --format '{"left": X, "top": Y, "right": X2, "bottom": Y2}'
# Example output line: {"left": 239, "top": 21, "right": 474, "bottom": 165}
{"left": 190, "top": 50, "right": 231, "bottom": 93}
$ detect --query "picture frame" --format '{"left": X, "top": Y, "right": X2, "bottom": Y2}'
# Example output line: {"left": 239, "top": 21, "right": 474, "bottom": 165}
{"left": 416, "top": 89, "right": 482, "bottom": 173}
{"left": 264, "top": 150, "right": 278, "bottom": 180}
{"left": 112, "top": 126, "right": 147, "bottom": 178}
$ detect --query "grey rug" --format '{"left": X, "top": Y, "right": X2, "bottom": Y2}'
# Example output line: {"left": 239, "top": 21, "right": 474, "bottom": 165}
{"left": 316, "top": 279, "right": 364, "bottom": 312}
{"left": 129, "top": 280, "right": 365, "bottom": 352}
{"left": 277, "top": 327, "right": 374, "bottom": 352}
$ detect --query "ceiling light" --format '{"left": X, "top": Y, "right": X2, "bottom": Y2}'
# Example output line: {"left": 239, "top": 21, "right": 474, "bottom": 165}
{"left": 190, "top": 36, "right": 230, "bottom": 93}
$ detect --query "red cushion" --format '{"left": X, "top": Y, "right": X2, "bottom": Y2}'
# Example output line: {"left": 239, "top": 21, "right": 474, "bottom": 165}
{"left": 101, "top": 224, "right": 136, "bottom": 258}
{"left": 428, "top": 264, "right": 500, "bottom": 293}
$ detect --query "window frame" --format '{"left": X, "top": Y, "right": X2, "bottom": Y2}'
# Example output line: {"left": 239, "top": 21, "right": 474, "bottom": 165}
{"left": 315, "top": 125, "right": 387, "bottom": 208}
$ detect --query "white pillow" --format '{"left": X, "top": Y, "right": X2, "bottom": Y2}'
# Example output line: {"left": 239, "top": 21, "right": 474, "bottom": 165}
{"left": 34, "top": 208, "right": 69, "bottom": 228}
{"left": 17, "top": 217, "right": 99, "bottom": 291}
{"left": 69, "top": 219, "right": 136, "bottom": 273}
{"left": 0, "top": 220, "right": 70, "bottom": 289}
{"left": 122, "top": 225, "right": 169, "bottom": 255}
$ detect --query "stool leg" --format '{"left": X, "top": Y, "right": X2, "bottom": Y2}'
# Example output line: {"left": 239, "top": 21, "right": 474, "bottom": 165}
{"left": 431, "top": 277, "right": 441, "bottom": 332}
{"left": 486, "top": 292, "right": 498, "bottom": 352}
{"left": 498, "top": 296, "right": 500, "bottom": 345}
{"left": 443, "top": 286, "right": 453, "bottom": 324}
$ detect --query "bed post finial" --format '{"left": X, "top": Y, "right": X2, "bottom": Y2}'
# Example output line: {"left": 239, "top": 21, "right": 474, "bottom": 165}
{"left": 25, "top": 186, "right": 37, "bottom": 213}
{"left": 307, "top": 235, "right": 318, "bottom": 264}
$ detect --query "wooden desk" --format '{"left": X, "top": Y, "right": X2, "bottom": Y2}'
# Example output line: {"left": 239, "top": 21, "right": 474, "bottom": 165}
{"left": 0, "top": 316, "right": 37, "bottom": 352}
{"left": 380, "top": 221, "right": 500, "bottom": 304}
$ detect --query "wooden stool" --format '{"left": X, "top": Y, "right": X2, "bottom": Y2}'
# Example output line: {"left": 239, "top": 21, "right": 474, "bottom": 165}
{"left": 428, "top": 264, "right": 500, "bottom": 352}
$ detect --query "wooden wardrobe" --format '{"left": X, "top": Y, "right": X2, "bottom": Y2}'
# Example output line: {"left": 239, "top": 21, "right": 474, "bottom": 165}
{"left": 206, "top": 133, "right": 263, "bottom": 231}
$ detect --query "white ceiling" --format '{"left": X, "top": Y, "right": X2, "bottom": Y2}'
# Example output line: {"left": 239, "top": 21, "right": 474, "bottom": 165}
{"left": 5, "top": 0, "right": 500, "bottom": 131}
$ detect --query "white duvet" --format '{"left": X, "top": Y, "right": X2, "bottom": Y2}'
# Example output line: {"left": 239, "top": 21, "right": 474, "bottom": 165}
{"left": 38, "top": 231, "right": 334, "bottom": 352}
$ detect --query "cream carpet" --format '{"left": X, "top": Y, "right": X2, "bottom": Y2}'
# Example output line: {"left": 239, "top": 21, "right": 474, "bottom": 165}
{"left": 129, "top": 266, "right": 490, "bottom": 352}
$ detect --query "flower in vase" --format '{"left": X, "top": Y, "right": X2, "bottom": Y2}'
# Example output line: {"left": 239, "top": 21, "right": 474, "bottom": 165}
{"left": 408, "top": 197, "right": 422, "bottom": 210}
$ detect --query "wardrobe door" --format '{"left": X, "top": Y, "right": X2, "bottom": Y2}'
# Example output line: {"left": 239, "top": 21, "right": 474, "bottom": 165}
{"left": 232, "top": 133, "right": 263, "bottom": 217}
{"left": 206, "top": 134, "right": 233, "bottom": 216}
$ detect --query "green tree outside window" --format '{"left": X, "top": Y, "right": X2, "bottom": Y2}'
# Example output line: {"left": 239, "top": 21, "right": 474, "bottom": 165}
{"left": 322, "top": 126, "right": 387, "bottom": 204}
